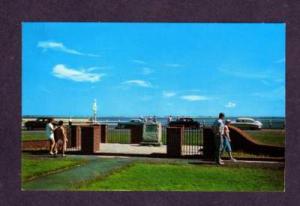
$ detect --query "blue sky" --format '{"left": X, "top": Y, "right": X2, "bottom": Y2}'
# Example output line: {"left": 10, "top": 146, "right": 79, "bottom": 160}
{"left": 22, "top": 23, "right": 285, "bottom": 117}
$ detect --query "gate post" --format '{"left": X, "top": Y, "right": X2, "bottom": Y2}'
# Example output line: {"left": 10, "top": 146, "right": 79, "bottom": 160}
{"left": 68, "top": 125, "right": 81, "bottom": 148}
{"left": 100, "top": 124, "right": 107, "bottom": 143}
{"left": 76, "top": 125, "right": 81, "bottom": 148}
{"left": 203, "top": 127, "right": 215, "bottom": 160}
{"left": 130, "top": 124, "right": 143, "bottom": 144}
{"left": 167, "top": 127, "right": 183, "bottom": 157}
{"left": 81, "top": 125, "right": 101, "bottom": 154}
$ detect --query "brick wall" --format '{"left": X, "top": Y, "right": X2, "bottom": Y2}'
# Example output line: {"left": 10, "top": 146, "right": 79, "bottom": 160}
{"left": 228, "top": 125, "right": 284, "bottom": 157}
{"left": 80, "top": 125, "right": 100, "bottom": 154}
{"left": 166, "top": 127, "right": 183, "bottom": 157}
{"left": 130, "top": 125, "right": 143, "bottom": 144}
{"left": 22, "top": 140, "right": 49, "bottom": 151}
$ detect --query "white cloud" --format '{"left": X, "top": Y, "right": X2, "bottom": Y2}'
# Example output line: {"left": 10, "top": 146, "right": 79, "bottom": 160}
{"left": 165, "top": 63, "right": 183, "bottom": 68}
{"left": 38, "top": 41, "right": 100, "bottom": 57}
{"left": 181, "top": 95, "right": 209, "bottom": 101}
{"left": 122, "top": 80, "right": 152, "bottom": 88}
{"left": 142, "top": 67, "right": 153, "bottom": 75}
{"left": 132, "top": 59, "right": 146, "bottom": 64}
{"left": 52, "top": 64, "right": 104, "bottom": 82}
{"left": 163, "top": 91, "right": 176, "bottom": 98}
{"left": 225, "top": 101, "right": 236, "bottom": 108}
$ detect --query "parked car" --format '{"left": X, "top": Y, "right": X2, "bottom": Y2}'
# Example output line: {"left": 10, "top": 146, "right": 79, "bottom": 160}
{"left": 24, "top": 117, "right": 57, "bottom": 130}
{"left": 116, "top": 119, "right": 144, "bottom": 129}
{"left": 168, "top": 117, "right": 200, "bottom": 129}
{"left": 230, "top": 117, "right": 263, "bottom": 130}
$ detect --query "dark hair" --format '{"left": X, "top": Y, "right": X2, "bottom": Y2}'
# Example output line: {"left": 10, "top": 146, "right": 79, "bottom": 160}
{"left": 58, "top": 120, "right": 63, "bottom": 126}
{"left": 48, "top": 118, "right": 54, "bottom": 122}
{"left": 219, "top": 112, "right": 225, "bottom": 118}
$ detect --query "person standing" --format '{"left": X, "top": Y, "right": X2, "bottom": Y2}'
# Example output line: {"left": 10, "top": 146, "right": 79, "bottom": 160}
{"left": 221, "top": 120, "right": 237, "bottom": 162}
{"left": 54, "top": 121, "right": 68, "bottom": 157}
{"left": 167, "top": 116, "right": 172, "bottom": 124}
{"left": 45, "top": 118, "right": 56, "bottom": 155}
{"left": 213, "top": 113, "right": 225, "bottom": 165}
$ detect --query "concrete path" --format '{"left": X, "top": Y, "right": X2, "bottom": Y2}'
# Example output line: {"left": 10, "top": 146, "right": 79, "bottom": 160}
{"left": 22, "top": 156, "right": 133, "bottom": 191}
{"left": 100, "top": 143, "right": 166, "bottom": 154}
{"left": 99, "top": 143, "right": 202, "bottom": 155}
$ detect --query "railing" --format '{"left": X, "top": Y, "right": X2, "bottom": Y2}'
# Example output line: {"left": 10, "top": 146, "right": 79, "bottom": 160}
{"left": 107, "top": 128, "right": 131, "bottom": 144}
{"left": 162, "top": 126, "right": 167, "bottom": 145}
{"left": 182, "top": 128, "right": 203, "bottom": 156}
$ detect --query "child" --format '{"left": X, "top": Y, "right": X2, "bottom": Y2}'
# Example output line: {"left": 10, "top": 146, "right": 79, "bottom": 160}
{"left": 54, "top": 121, "right": 68, "bottom": 157}
{"left": 221, "top": 119, "right": 237, "bottom": 162}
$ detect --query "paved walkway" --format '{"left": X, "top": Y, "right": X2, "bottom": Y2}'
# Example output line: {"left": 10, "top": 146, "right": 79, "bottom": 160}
{"left": 22, "top": 156, "right": 133, "bottom": 191}
{"left": 98, "top": 143, "right": 202, "bottom": 155}
{"left": 100, "top": 143, "right": 166, "bottom": 154}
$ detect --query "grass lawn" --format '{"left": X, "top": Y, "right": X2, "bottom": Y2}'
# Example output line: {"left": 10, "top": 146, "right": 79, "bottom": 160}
{"left": 80, "top": 162, "right": 284, "bottom": 191}
{"left": 22, "top": 154, "right": 87, "bottom": 182}
{"left": 245, "top": 129, "right": 285, "bottom": 147}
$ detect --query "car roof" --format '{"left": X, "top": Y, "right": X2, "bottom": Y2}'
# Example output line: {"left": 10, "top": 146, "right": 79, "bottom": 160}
{"left": 236, "top": 117, "right": 255, "bottom": 121}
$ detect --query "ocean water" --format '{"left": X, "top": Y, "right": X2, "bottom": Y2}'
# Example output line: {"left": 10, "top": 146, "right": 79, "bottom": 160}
{"left": 22, "top": 115, "right": 285, "bottom": 129}
{"left": 97, "top": 116, "right": 285, "bottom": 129}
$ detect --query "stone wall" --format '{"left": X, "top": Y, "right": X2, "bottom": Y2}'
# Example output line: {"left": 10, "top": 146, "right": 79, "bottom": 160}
{"left": 228, "top": 125, "right": 284, "bottom": 157}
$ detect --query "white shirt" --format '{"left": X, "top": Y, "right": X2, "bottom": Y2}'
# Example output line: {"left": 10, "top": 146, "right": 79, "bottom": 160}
{"left": 45, "top": 123, "right": 54, "bottom": 139}
{"left": 213, "top": 119, "right": 225, "bottom": 135}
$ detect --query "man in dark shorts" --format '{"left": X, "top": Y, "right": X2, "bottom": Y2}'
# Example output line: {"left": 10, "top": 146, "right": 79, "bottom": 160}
{"left": 213, "top": 113, "right": 225, "bottom": 165}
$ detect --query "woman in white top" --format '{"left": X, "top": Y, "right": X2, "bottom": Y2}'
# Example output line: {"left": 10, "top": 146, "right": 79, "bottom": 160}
{"left": 45, "top": 118, "right": 56, "bottom": 155}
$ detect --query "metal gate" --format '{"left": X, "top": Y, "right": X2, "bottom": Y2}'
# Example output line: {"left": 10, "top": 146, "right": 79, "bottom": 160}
{"left": 107, "top": 127, "right": 131, "bottom": 144}
{"left": 182, "top": 128, "right": 203, "bottom": 156}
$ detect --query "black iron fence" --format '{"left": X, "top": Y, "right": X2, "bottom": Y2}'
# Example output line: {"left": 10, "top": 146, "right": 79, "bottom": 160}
{"left": 182, "top": 128, "right": 203, "bottom": 156}
{"left": 106, "top": 128, "right": 131, "bottom": 144}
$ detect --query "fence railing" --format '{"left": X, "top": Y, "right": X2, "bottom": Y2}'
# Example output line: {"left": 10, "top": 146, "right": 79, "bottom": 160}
{"left": 182, "top": 128, "right": 203, "bottom": 156}
{"left": 107, "top": 128, "right": 131, "bottom": 144}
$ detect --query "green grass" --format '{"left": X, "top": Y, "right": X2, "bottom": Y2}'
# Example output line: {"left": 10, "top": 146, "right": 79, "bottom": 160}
{"left": 22, "top": 131, "right": 46, "bottom": 141}
{"left": 245, "top": 130, "right": 285, "bottom": 147}
{"left": 22, "top": 154, "right": 87, "bottom": 182}
{"left": 80, "top": 162, "right": 284, "bottom": 191}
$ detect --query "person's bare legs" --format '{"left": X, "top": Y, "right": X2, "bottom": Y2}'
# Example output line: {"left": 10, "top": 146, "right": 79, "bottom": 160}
{"left": 228, "top": 151, "right": 237, "bottom": 162}
{"left": 49, "top": 139, "right": 55, "bottom": 155}
{"left": 62, "top": 141, "right": 66, "bottom": 157}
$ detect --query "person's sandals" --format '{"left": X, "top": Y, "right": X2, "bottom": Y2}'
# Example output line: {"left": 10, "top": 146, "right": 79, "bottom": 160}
{"left": 231, "top": 158, "right": 237, "bottom": 162}
{"left": 217, "top": 159, "right": 224, "bottom": 165}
